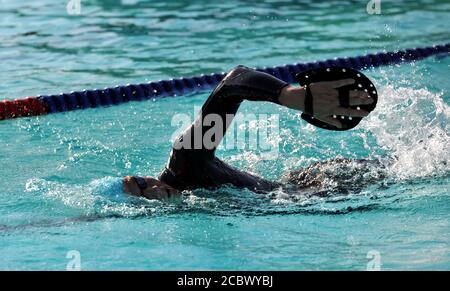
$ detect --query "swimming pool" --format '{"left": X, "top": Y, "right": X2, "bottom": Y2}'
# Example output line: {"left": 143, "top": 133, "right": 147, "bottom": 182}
{"left": 0, "top": 0, "right": 449, "bottom": 270}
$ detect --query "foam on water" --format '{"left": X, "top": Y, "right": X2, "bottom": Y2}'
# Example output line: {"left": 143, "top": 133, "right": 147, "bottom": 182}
{"left": 364, "top": 84, "right": 449, "bottom": 179}
{"left": 25, "top": 177, "right": 154, "bottom": 217}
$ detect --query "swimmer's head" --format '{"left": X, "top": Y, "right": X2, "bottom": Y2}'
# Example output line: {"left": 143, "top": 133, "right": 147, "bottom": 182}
{"left": 122, "top": 176, "right": 181, "bottom": 201}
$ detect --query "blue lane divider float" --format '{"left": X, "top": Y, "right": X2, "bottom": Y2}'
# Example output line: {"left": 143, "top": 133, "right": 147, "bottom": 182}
{"left": 1, "top": 43, "right": 449, "bottom": 120}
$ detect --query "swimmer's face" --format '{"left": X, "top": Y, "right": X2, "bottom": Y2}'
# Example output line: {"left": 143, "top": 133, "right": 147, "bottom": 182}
{"left": 122, "top": 176, "right": 180, "bottom": 201}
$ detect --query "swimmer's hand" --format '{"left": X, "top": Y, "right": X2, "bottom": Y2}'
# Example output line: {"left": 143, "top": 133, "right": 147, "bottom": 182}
{"left": 278, "top": 80, "right": 373, "bottom": 129}
{"left": 122, "top": 176, "right": 181, "bottom": 201}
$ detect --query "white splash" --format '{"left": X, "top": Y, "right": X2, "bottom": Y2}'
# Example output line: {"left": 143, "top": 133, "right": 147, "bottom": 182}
{"left": 24, "top": 177, "right": 152, "bottom": 217}
{"left": 364, "top": 85, "right": 450, "bottom": 180}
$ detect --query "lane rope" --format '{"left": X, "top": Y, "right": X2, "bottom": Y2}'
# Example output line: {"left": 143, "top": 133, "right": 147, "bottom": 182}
{"left": 0, "top": 43, "right": 449, "bottom": 121}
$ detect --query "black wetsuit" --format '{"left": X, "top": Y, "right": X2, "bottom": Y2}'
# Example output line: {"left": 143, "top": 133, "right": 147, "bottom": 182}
{"left": 158, "top": 66, "right": 288, "bottom": 192}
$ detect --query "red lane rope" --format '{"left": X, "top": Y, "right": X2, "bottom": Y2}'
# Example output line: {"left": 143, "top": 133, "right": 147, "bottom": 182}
{"left": 0, "top": 98, "right": 48, "bottom": 120}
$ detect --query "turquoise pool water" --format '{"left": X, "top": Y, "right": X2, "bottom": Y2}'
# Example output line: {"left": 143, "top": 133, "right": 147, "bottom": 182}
{"left": 0, "top": 0, "right": 449, "bottom": 270}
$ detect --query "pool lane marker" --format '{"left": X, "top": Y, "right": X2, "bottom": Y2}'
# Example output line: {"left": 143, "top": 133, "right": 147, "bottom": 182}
{"left": 0, "top": 97, "right": 48, "bottom": 120}
{"left": 0, "top": 43, "right": 449, "bottom": 121}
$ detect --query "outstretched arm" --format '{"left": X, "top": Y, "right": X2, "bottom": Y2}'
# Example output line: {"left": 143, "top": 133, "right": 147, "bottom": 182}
{"left": 173, "top": 65, "right": 372, "bottom": 156}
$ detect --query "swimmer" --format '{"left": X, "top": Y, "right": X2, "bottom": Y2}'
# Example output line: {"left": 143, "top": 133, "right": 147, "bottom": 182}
{"left": 122, "top": 66, "right": 375, "bottom": 200}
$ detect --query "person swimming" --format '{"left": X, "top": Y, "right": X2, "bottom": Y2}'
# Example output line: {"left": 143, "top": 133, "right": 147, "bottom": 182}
{"left": 122, "top": 65, "right": 374, "bottom": 200}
